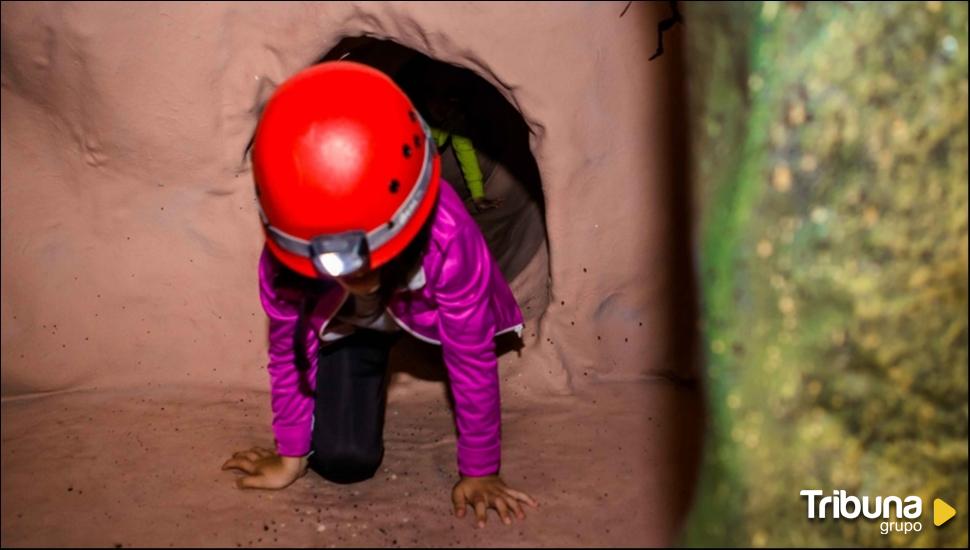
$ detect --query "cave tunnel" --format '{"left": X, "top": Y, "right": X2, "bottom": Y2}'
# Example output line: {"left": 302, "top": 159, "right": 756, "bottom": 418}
{"left": 318, "top": 36, "right": 552, "bottom": 320}
{"left": 298, "top": 36, "right": 554, "bottom": 382}
{"left": 1, "top": 3, "right": 704, "bottom": 547}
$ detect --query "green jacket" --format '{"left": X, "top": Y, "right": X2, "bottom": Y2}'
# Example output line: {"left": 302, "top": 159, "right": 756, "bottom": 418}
{"left": 431, "top": 127, "right": 485, "bottom": 200}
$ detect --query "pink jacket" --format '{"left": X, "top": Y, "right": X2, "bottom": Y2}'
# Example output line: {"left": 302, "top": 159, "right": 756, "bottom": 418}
{"left": 257, "top": 181, "right": 524, "bottom": 476}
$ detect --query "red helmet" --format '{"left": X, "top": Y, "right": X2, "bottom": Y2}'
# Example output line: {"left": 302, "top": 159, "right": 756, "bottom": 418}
{"left": 252, "top": 61, "right": 441, "bottom": 278}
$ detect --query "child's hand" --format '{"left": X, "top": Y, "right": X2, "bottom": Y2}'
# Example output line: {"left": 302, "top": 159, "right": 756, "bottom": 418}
{"left": 221, "top": 446, "right": 308, "bottom": 490}
{"left": 452, "top": 474, "right": 539, "bottom": 528}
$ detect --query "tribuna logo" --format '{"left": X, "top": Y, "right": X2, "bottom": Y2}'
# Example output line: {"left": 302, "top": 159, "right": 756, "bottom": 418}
{"left": 800, "top": 490, "right": 922, "bottom": 520}
{"left": 801, "top": 490, "right": 924, "bottom": 535}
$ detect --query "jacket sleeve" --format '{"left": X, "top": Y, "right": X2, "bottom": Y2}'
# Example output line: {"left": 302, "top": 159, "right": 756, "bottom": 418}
{"left": 433, "top": 224, "right": 501, "bottom": 476}
{"left": 257, "top": 246, "right": 318, "bottom": 457}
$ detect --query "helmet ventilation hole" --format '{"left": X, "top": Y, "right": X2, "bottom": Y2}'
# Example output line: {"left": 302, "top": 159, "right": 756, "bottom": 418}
{"left": 402, "top": 144, "right": 412, "bottom": 158}
{"left": 389, "top": 179, "right": 400, "bottom": 193}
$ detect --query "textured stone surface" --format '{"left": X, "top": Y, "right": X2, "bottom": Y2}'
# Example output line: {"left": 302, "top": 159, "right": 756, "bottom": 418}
{"left": 1, "top": 380, "right": 703, "bottom": 547}
{"left": 2, "top": 1, "right": 701, "bottom": 545}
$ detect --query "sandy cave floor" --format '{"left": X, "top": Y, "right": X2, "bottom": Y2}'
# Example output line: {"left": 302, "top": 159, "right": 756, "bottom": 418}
{"left": 1, "top": 378, "right": 703, "bottom": 547}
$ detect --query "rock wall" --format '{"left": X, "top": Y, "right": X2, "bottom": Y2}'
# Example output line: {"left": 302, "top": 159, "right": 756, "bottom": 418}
{"left": 1, "top": 1, "right": 696, "bottom": 397}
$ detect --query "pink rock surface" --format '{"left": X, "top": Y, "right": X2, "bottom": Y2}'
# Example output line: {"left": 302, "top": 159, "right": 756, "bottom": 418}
{"left": 2, "top": 381, "right": 703, "bottom": 547}
{"left": 2, "top": 1, "right": 702, "bottom": 545}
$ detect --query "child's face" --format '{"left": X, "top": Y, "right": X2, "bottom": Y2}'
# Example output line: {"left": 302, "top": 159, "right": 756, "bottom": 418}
{"left": 336, "top": 268, "right": 381, "bottom": 296}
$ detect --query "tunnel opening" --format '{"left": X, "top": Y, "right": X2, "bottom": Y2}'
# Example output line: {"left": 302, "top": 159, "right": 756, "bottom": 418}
{"left": 316, "top": 36, "right": 551, "bottom": 322}
{"left": 304, "top": 35, "right": 554, "bottom": 389}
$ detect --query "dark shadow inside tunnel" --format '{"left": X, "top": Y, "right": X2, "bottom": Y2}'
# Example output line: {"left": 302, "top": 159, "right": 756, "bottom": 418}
{"left": 314, "top": 36, "right": 552, "bottom": 389}
{"left": 318, "top": 36, "right": 550, "bottom": 294}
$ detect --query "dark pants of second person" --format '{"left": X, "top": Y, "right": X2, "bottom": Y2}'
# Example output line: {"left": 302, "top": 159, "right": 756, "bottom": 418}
{"left": 307, "top": 329, "right": 397, "bottom": 484}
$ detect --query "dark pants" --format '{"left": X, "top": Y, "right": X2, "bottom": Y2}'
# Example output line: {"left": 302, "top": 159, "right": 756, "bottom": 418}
{"left": 307, "top": 329, "right": 397, "bottom": 484}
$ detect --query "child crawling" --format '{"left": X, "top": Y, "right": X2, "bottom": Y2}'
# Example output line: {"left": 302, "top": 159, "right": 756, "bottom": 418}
{"left": 221, "top": 61, "right": 538, "bottom": 528}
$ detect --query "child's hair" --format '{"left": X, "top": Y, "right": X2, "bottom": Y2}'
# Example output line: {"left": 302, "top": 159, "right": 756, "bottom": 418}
{"left": 376, "top": 210, "right": 434, "bottom": 308}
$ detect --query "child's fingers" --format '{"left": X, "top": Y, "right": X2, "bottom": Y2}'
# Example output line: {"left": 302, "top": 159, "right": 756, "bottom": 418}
{"left": 493, "top": 498, "right": 512, "bottom": 525}
{"left": 234, "top": 450, "right": 262, "bottom": 462}
{"left": 236, "top": 473, "right": 268, "bottom": 490}
{"left": 503, "top": 488, "right": 539, "bottom": 508}
{"left": 222, "top": 458, "right": 257, "bottom": 474}
{"left": 505, "top": 495, "right": 526, "bottom": 519}
{"left": 452, "top": 489, "right": 467, "bottom": 517}
{"left": 474, "top": 499, "right": 488, "bottom": 528}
